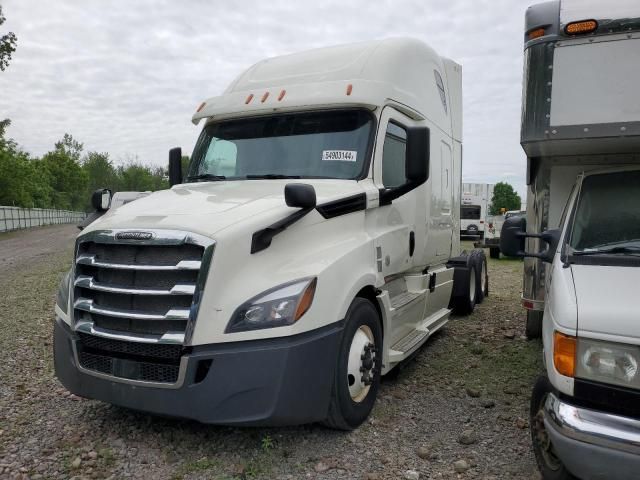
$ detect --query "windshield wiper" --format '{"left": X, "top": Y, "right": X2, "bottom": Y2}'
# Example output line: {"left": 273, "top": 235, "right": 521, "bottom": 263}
{"left": 572, "top": 246, "right": 640, "bottom": 256}
{"left": 245, "top": 174, "right": 302, "bottom": 179}
{"left": 186, "top": 174, "right": 227, "bottom": 182}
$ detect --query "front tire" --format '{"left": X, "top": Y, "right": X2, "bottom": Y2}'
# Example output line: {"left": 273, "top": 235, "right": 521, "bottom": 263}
{"left": 530, "top": 376, "right": 577, "bottom": 480}
{"left": 323, "top": 298, "right": 382, "bottom": 430}
{"left": 526, "top": 310, "right": 543, "bottom": 339}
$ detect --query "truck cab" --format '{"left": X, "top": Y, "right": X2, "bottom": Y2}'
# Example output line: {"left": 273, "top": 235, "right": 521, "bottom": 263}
{"left": 502, "top": 1, "right": 640, "bottom": 477}
{"left": 54, "top": 38, "right": 484, "bottom": 429}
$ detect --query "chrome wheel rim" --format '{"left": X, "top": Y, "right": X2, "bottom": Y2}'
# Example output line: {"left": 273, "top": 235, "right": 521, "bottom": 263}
{"left": 347, "top": 325, "right": 375, "bottom": 403}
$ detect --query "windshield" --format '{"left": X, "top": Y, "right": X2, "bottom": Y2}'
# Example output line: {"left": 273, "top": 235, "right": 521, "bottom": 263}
{"left": 569, "top": 171, "right": 640, "bottom": 252}
{"left": 461, "top": 205, "right": 481, "bottom": 220}
{"left": 187, "top": 110, "right": 373, "bottom": 181}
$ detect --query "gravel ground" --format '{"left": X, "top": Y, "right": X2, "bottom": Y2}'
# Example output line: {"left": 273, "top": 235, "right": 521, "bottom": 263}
{"left": 0, "top": 229, "right": 544, "bottom": 480}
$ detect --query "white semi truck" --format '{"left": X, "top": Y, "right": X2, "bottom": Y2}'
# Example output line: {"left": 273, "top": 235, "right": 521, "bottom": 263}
{"left": 501, "top": 1, "right": 640, "bottom": 478}
{"left": 54, "top": 38, "right": 487, "bottom": 428}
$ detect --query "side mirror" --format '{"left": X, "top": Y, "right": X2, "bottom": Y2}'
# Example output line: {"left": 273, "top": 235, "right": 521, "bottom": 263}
{"left": 284, "top": 183, "right": 316, "bottom": 209}
{"left": 500, "top": 216, "right": 561, "bottom": 263}
{"left": 500, "top": 216, "right": 527, "bottom": 257}
{"left": 406, "top": 126, "right": 430, "bottom": 184}
{"left": 91, "top": 188, "right": 112, "bottom": 212}
{"left": 169, "top": 147, "right": 183, "bottom": 186}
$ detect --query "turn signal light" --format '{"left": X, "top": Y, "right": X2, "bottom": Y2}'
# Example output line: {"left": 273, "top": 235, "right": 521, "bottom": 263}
{"left": 528, "top": 27, "right": 545, "bottom": 40}
{"left": 554, "top": 331, "right": 577, "bottom": 377}
{"left": 565, "top": 20, "right": 597, "bottom": 35}
{"left": 294, "top": 278, "right": 316, "bottom": 321}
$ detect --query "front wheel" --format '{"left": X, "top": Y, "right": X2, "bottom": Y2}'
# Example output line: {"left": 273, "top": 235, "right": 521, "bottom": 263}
{"left": 323, "top": 298, "right": 382, "bottom": 430}
{"left": 526, "top": 309, "right": 543, "bottom": 339}
{"left": 489, "top": 247, "right": 500, "bottom": 259}
{"left": 530, "top": 376, "right": 577, "bottom": 480}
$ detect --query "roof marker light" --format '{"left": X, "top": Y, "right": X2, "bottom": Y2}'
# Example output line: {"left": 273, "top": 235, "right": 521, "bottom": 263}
{"left": 278, "top": 89, "right": 286, "bottom": 101}
{"left": 528, "top": 27, "right": 545, "bottom": 40}
{"left": 196, "top": 102, "right": 206, "bottom": 112}
{"left": 565, "top": 19, "right": 597, "bottom": 35}
{"left": 245, "top": 94, "right": 254, "bottom": 104}
{"left": 346, "top": 84, "right": 353, "bottom": 96}
{"left": 261, "top": 92, "right": 269, "bottom": 103}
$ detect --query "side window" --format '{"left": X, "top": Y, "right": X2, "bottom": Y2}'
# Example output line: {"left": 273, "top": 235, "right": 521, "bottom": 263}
{"left": 381, "top": 123, "right": 407, "bottom": 188}
{"left": 201, "top": 139, "right": 238, "bottom": 177}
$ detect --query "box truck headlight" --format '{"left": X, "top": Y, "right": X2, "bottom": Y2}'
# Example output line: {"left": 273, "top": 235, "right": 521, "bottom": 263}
{"left": 576, "top": 338, "right": 640, "bottom": 388}
{"left": 56, "top": 269, "right": 72, "bottom": 315}
{"left": 225, "top": 278, "right": 317, "bottom": 333}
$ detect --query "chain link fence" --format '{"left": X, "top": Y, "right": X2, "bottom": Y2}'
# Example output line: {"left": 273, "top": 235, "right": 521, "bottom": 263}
{"left": 0, "top": 206, "right": 86, "bottom": 233}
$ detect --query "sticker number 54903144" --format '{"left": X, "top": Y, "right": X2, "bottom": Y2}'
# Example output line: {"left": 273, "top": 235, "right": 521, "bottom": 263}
{"left": 322, "top": 150, "right": 357, "bottom": 162}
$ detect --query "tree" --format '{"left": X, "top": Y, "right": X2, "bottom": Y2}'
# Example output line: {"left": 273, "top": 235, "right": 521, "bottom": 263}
{"left": 83, "top": 151, "right": 119, "bottom": 205}
{"left": 41, "top": 134, "right": 88, "bottom": 210}
{"left": 0, "top": 5, "right": 17, "bottom": 71}
{"left": 489, "top": 182, "right": 521, "bottom": 215}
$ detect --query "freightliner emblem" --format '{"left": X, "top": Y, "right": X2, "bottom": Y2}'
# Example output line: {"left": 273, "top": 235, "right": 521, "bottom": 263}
{"left": 115, "top": 231, "right": 154, "bottom": 240}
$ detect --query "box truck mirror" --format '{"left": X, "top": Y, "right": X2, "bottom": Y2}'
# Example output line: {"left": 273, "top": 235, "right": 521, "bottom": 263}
{"left": 500, "top": 216, "right": 560, "bottom": 263}
{"left": 285, "top": 183, "right": 317, "bottom": 209}
{"left": 168, "top": 147, "right": 183, "bottom": 187}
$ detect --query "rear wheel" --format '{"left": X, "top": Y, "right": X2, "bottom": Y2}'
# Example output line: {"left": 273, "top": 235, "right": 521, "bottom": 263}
{"left": 526, "top": 309, "right": 543, "bottom": 339}
{"left": 489, "top": 247, "right": 500, "bottom": 259}
{"left": 453, "top": 262, "right": 477, "bottom": 315}
{"left": 530, "top": 376, "right": 577, "bottom": 480}
{"left": 470, "top": 250, "right": 488, "bottom": 303}
{"left": 323, "top": 298, "right": 382, "bottom": 430}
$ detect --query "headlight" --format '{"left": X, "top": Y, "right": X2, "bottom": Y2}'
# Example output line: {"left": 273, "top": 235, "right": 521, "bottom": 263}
{"left": 225, "top": 278, "right": 317, "bottom": 333}
{"left": 56, "top": 269, "right": 72, "bottom": 315}
{"left": 576, "top": 337, "right": 640, "bottom": 388}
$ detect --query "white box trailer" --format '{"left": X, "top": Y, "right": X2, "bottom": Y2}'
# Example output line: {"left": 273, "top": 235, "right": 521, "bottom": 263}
{"left": 501, "top": 1, "right": 640, "bottom": 478}
{"left": 53, "top": 38, "right": 488, "bottom": 429}
{"left": 460, "top": 182, "right": 494, "bottom": 239}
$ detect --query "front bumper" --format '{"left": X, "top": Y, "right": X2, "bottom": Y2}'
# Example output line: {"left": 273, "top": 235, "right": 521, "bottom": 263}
{"left": 544, "top": 393, "right": 640, "bottom": 479}
{"left": 54, "top": 317, "right": 343, "bottom": 426}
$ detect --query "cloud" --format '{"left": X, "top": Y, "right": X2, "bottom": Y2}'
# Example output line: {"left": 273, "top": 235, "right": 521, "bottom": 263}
{"left": 0, "top": 0, "right": 533, "bottom": 197}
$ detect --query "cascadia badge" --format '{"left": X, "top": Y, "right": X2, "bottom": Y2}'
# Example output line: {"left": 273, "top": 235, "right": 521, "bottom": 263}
{"left": 115, "top": 231, "right": 154, "bottom": 241}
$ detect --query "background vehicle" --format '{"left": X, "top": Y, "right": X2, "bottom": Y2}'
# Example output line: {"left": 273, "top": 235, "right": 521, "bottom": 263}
{"left": 54, "top": 38, "right": 487, "bottom": 429}
{"left": 503, "top": 1, "right": 640, "bottom": 478}
{"left": 460, "top": 182, "right": 493, "bottom": 239}
{"left": 475, "top": 210, "right": 525, "bottom": 259}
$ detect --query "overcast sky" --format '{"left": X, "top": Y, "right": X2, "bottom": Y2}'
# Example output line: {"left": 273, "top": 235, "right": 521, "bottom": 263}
{"left": 0, "top": 0, "right": 534, "bottom": 197}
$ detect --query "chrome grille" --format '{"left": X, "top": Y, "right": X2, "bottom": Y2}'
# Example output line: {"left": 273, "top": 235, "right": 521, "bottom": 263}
{"left": 72, "top": 229, "right": 214, "bottom": 346}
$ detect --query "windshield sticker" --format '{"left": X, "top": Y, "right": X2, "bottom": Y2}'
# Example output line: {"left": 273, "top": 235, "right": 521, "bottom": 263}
{"left": 322, "top": 150, "right": 357, "bottom": 162}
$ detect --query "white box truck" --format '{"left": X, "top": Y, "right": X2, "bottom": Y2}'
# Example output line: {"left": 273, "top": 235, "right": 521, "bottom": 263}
{"left": 501, "top": 1, "right": 640, "bottom": 478}
{"left": 54, "top": 38, "right": 487, "bottom": 429}
{"left": 460, "top": 182, "right": 493, "bottom": 239}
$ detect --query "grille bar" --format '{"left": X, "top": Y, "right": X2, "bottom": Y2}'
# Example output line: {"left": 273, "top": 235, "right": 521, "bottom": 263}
{"left": 76, "top": 253, "right": 201, "bottom": 271}
{"left": 75, "top": 275, "right": 196, "bottom": 296}
{"left": 75, "top": 298, "right": 191, "bottom": 321}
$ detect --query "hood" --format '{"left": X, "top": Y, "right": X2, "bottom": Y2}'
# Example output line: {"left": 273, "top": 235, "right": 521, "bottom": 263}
{"left": 572, "top": 264, "right": 640, "bottom": 340}
{"left": 84, "top": 179, "right": 366, "bottom": 238}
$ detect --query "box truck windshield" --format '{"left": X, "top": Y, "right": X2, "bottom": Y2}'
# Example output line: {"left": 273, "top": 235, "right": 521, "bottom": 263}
{"left": 569, "top": 171, "right": 640, "bottom": 253}
{"left": 187, "top": 109, "right": 373, "bottom": 181}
